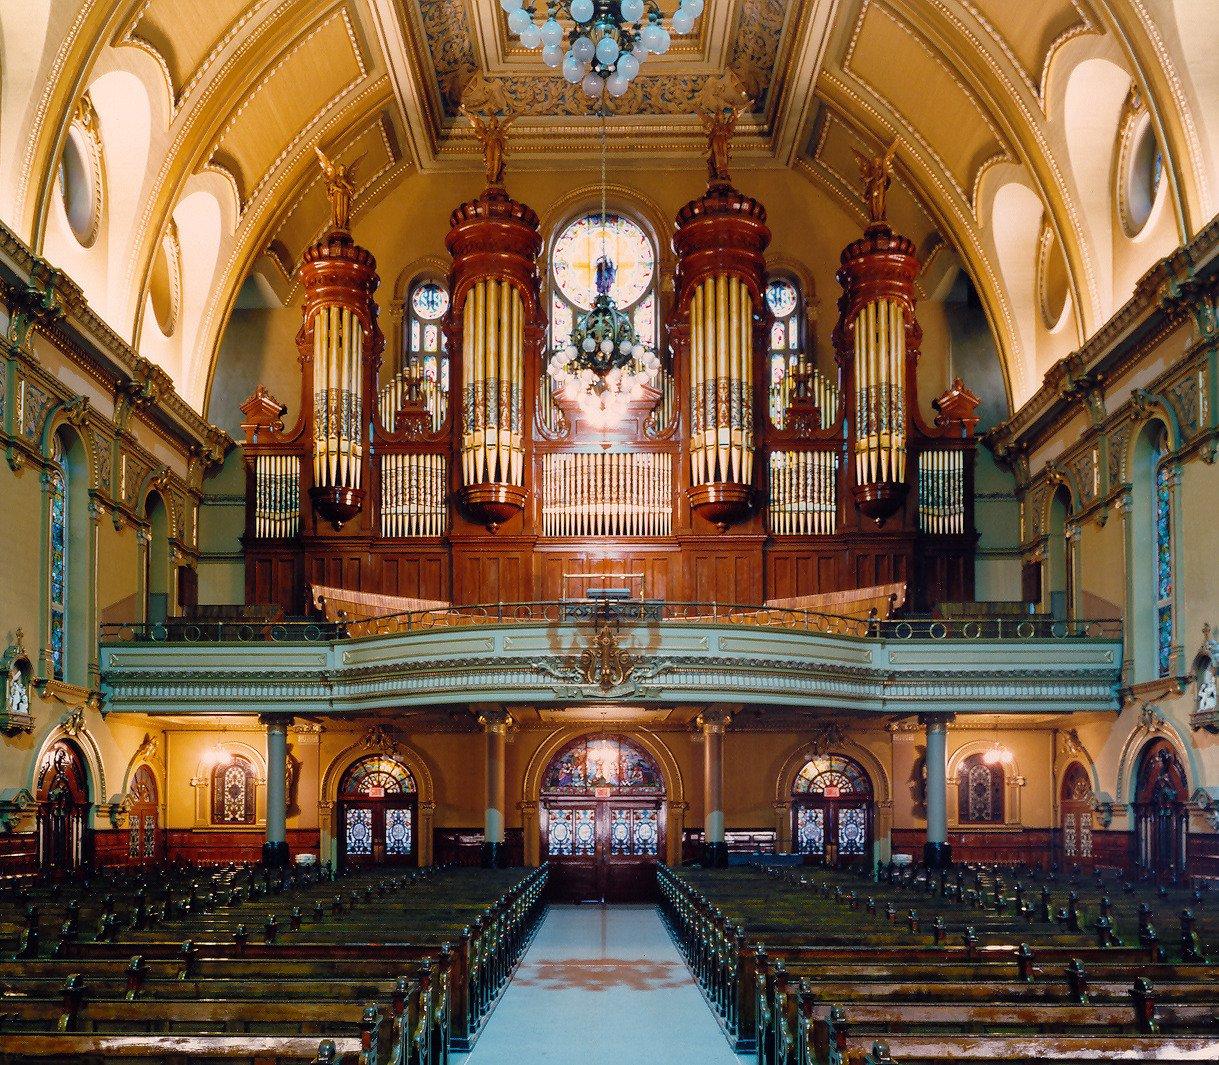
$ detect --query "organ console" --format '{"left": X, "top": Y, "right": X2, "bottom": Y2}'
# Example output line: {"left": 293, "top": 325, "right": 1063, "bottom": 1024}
{"left": 240, "top": 123, "right": 980, "bottom": 615}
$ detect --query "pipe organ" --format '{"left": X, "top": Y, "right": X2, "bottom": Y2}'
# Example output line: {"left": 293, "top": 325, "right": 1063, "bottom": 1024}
{"left": 672, "top": 183, "right": 770, "bottom": 530}
{"left": 445, "top": 187, "right": 541, "bottom": 531}
{"left": 239, "top": 131, "right": 981, "bottom": 615}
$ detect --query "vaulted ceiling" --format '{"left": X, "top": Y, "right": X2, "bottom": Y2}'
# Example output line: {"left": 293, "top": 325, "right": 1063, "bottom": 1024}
{"left": 2, "top": 0, "right": 1215, "bottom": 416}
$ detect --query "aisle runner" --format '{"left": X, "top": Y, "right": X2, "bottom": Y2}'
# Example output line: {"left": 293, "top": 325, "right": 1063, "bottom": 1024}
{"left": 459, "top": 904, "right": 746, "bottom": 1065}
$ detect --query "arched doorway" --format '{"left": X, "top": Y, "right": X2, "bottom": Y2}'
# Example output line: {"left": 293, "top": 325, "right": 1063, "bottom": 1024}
{"left": 337, "top": 755, "right": 418, "bottom": 868}
{"left": 541, "top": 735, "right": 665, "bottom": 902}
{"left": 35, "top": 740, "right": 91, "bottom": 874}
{"left": 128, "top": 765, "right": 161, "bottom": 864}
{"left": 1134, "top": 740, "right": 1187, "bottom": 881}
{"left": 791, "top": 753, "right": 873, "bottom": 866}
{"left": 1060, "top": 762, "right": 1095, "bottom": 869}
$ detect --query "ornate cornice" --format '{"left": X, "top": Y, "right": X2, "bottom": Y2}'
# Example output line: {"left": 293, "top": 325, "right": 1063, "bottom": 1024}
{"left": 0, "top": 220, "right": 232, "bottom": 465}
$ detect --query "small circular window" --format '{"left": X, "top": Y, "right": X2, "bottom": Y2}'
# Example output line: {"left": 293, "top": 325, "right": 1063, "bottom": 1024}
{"left": 1037, "top": 219, "right": 1070, "bottom": 331}
{"left": 1119, "top": 110, "right": 1164, "bottom": 237}
{"left": 58, "top": 125, "right": 100, "bottom": 248}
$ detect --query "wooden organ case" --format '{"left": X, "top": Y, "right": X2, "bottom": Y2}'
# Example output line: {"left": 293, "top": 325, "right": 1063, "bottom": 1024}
{"left": 240, "top": 134, "right": 980, "bottom": 615}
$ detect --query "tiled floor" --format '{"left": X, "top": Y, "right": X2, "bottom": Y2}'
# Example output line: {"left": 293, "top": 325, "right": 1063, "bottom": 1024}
{"left": 456, "top": 904, "right": 749, "bottom": 1064}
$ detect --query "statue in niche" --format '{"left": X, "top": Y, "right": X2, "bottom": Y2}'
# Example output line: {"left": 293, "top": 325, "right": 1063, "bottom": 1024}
{"left": 852, "top": 140, "right": 899, "bottom": 226}
{"left": 6, "top": 667, "right": 28, "bottom": 723}
{"left": 461, "top": 106, "right": 516, "bottom": 189}
{"left": 315, "top": 147, "right": 359, "bottom": 233}
{"left": 701, "top": 100, "right": 749, "bottom": 186}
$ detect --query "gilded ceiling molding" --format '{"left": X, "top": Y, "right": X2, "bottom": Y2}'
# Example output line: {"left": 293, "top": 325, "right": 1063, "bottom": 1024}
{"left": 898, "top": 0, "right": 1097, "bottom": 335}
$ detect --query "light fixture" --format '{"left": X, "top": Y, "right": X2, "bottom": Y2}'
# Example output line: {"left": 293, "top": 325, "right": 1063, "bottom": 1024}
{"left": 546, "top": 110, "right": 659, "bottom": 428}
{"left": 982, "top": 743, "right": 1014, "bottom": 767}
{"left": 501, "top": 0, "right": 704, "bottom": 98}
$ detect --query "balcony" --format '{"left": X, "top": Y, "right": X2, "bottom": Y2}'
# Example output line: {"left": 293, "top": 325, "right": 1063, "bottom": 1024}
{"left": 98, "top": 602, "right": 1123, "bottom": 720}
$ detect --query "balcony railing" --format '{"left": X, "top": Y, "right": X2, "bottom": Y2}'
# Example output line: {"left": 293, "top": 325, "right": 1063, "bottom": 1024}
{"left": 100, "top": 603, "right": 1122, "bottom": 645}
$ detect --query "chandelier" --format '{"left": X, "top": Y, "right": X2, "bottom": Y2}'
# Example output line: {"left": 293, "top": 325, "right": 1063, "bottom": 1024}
{"left": 546, "top": 113, "right": 660, "bottom": 428}
{"left": 501, "top": 0, "right": 705, "bottom": 98}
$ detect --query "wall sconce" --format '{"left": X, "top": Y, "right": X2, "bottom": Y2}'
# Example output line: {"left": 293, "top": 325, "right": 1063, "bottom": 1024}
{"left": 982, "top": 744, "right": 1014, "bottom": 767}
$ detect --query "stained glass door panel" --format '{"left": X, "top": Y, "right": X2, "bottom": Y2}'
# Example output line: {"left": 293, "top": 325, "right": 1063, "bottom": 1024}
{"left": 345, "top": 808, "right": 373, "bottom": 856}
{"left": 838, "top": 807, "right": 867, "bottom": 856}
{"left": 795, "top": 807, "right": 825, "bottom": 855}
{"left": 386, "top": 808, "right": 413, "bottom": 856}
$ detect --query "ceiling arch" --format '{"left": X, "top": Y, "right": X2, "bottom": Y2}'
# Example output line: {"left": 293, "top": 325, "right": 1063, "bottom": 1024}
{"left": 1, "top": 0, "right": 1214, "bottom": 417}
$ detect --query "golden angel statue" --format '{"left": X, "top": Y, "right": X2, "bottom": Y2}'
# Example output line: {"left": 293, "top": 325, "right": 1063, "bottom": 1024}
{"left": 315, "top": 147, "right": 358, "bottom": 232}
{"left": 461, "top": 106, "right": 517, "bottom": 189}
{"left": 852, "top": 140, "right": 899, "bottom": 226}
{"left": 701, "top": 102, "right": 749, "bottom": 186}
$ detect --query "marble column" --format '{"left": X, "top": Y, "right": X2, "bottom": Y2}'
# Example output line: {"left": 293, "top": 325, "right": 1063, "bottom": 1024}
{"left": 261, "top": 715, "right": 292, "bottom": 867}
{"left": 699, "top": 710, "right": 732, "bottom": 867}
{"left": 921, "top": 713, "right": 952, "bottom": 868}
{"left": 479, "top": 710, "right": 512, "bottom": 868}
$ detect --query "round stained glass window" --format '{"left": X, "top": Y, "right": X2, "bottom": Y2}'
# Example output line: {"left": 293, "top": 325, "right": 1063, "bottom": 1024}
{"left": 766, "top": 278, "right": 798, "bottom": 319}
{"left": 411, "top": 282, "right": 449, "bottom": 321}
{"left": 553, "top": 213, "right": 655, "bottom": 311}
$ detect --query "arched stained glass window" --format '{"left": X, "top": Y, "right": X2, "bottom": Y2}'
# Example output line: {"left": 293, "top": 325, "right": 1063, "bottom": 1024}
{"left": 957, "top": 753, "right": 1004, "bottom": 824}
{"left": 1154, "top": 428, "right": 1174, "bottom": 677}
{"left": 211, "top": 756, "right": 256, "bottom": 825}
{"left": 542, "top": 736, "right": 663, "bottom": 793}
{"left": 766, "top": 275, "right": 815, "bottom": 430}
{"left": 382, "top": 278, "right": 450, "bottom": 433}
{"left": 339, "top": 755, "right": 416, "bottom": 797}
{"left": 48, "top": 443, "right": 66, "bottom": 682}
{"left": 544, "top": 212, "right": 665, "bottom": 433}
{"left": 792, "top": 754, "right": 871, "bottom": 797}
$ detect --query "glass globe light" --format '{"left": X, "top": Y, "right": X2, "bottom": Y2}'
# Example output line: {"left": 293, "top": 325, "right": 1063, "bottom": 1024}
{"left": 621, "top": 0, "right": 645, "bottom": 22}
{"left": 507, "top": 8, "right": 531, "bottom": 34}
{"left": 606, "top": 72, "right": 629, "bottom": 98}
{"left": 617, "top": 52, "right": 640, "bottom": 81}
{"left": 499, "top": 0, "right": 523, "bottom": 10}
{"left": 595, "top": 34, "right": 620, "bottom": 66}
{"left": 571, "top": 35, "right": 595, "bottom": 63}
{"left": 562, "top": 55, "right": 585, "bottom": 84}
{"left": 542, "top": 44, "right": 563, "bottom": 68}
{"left": 519, "top": 24, "right": 542, "bottom": 49}
{"left": 570, "top": 0, "right": 595, "bottom": 23}
{"left": 582, "top": 72, "right": 605, "bottom": 97}
{"left": 540, "top": 18, "right": 564, "bottom": 47}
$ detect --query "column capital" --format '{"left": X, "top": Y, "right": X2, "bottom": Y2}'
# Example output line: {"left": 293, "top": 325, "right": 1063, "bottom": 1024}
{"left": 258, "top": 713, "right": 294, "bottom": 729}
{"left": 697, "top": 708, "right": 733, "bottom": 733}
{"left": 478, "top": 708, "right": 513, "bottom": 733}
{"left": 918, "top": 712, "right": 956, "bottom": 729}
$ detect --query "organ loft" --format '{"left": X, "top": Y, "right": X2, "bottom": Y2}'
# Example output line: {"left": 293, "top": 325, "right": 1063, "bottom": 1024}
{"left": 4, "top": 1, "right": 1218, "bottom": 1061}
{"left": 240, "top": 114, "right": 981, "bottom": 614}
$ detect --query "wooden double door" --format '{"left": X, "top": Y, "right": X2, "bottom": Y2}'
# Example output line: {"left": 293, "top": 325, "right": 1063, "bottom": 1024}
{"left": 542, "top": 798, "right": 664, "bottom": 902}
{"left": 338, "top": 795, "right": 418, "bottom": 868}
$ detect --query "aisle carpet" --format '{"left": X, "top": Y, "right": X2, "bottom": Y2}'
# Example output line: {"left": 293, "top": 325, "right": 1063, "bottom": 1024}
{"left": 456, "top": 904, "right": 748, "bottom": 1064}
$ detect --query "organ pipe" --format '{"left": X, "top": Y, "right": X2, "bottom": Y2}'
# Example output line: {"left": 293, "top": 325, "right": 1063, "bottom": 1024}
{"left": 541, "top": 452, "right": 672, "bottom": 537}
{"left": 311, "top": 304, "right": 364, "bottom": 494}
{"left": 767, "top": 450, "right": 837, "bottom": 535}
{"left": 687, "top": 274, "right": 756, "bottom": 490}
{"left": 461, "top": 278, "right": 525, "bottom": 488}
{"left": 254, "top": 454, "right": 300, "bottom": 539}
{"left": 852, "top": 296, "right": 907, "bottom": 491}
{"left": 380, "top": 453, "right": 448, "bottom": 537}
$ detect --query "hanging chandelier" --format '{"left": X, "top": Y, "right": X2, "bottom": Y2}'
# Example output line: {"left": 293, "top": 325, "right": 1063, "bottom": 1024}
{"left": 501, "top": 0, "right": 705, "bottom": 98}
{"left": 546, "top": 112, "right": 660, "bottom": 427}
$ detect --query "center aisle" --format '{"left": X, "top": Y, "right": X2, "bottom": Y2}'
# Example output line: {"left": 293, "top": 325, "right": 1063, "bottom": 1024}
{"left": 457, "top": 904, "right": 748, "bottom": 1065}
